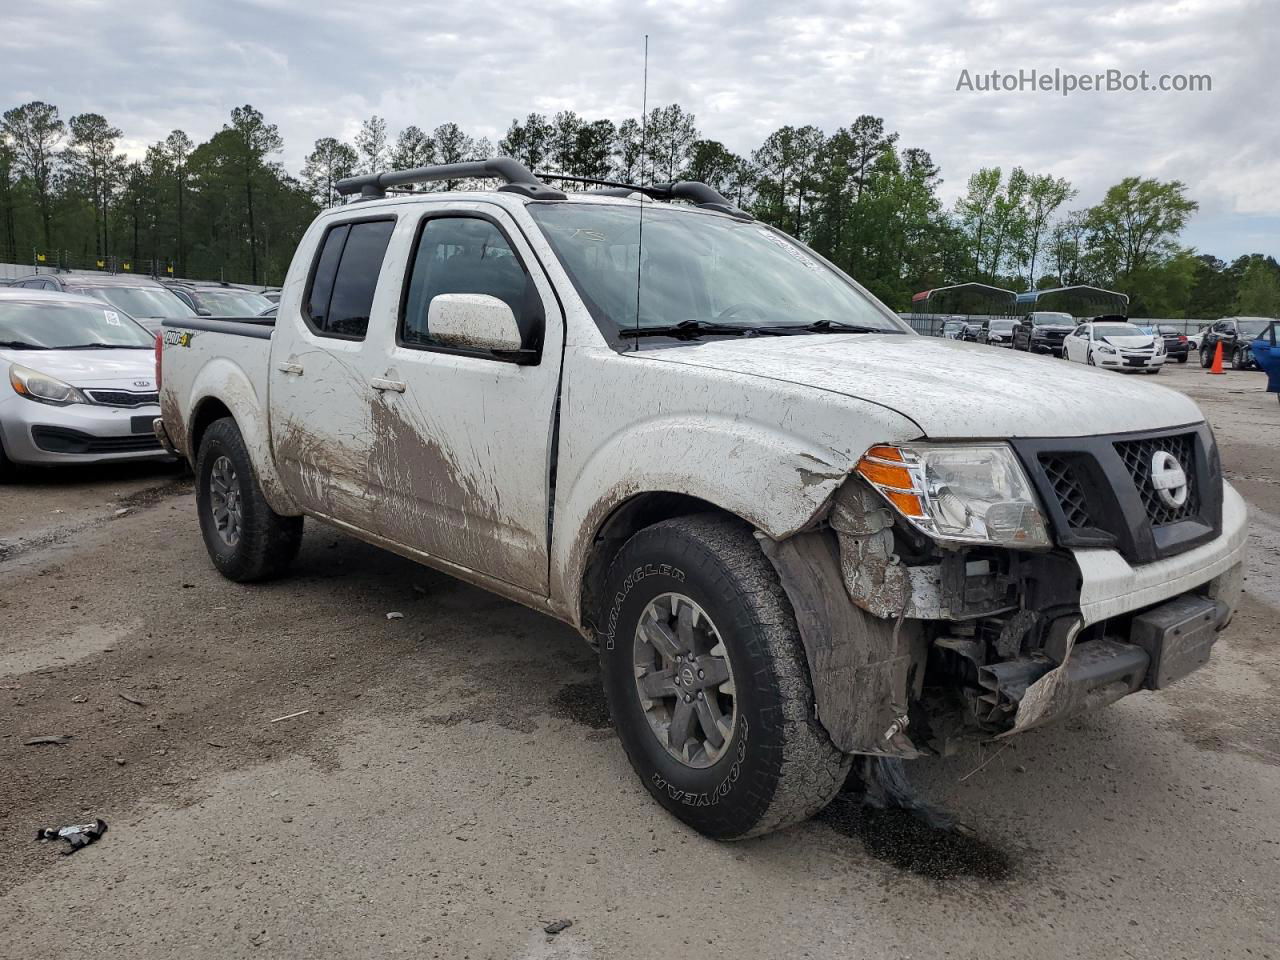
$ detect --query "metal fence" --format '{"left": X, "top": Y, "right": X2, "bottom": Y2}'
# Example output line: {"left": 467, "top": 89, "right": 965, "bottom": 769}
{"left": 0, "top": 260, "right": 276, "bottom": 294}
{"left": 902, "top": 312, "right": 1213, "bottom": 339}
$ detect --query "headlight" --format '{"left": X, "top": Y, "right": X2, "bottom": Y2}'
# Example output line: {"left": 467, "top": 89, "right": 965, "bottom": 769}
{"left": 8, "top": 363, "right": 88, "bottom": 406}
{"left": 1096, "top": 343, "right": 1116, "bottom": 354}
{"left": 855, "top": 443, "right": 1050, "bottom": 548}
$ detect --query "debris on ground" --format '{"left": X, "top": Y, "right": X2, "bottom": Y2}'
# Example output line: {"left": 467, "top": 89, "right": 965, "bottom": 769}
{"left": 385, "top": 611, "right": 404, "bottom": 620}
{"left": 269, "top": 709, "right": 309, "bottom": 723}
{"left": 118, "top": 692, "right": 147, "bottom": 707}
{"left": 36, "top": 819, "right": 107, "bottom": 854}
{"left": 113, "top": 508, "right": 131, "bottom": 517}
{"left": 24, "top": 735, "right": 72, "bottom": 747}
{"left": 543, "top": 919, "right": 573, "bottom": 935}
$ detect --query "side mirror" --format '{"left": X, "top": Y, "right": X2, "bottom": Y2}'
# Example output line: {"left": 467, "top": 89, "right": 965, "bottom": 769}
{"left": 427, "top": 293, "right": 524, "bottom": 353}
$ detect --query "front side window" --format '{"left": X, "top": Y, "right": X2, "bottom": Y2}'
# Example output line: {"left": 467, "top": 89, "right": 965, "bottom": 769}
{"left": 400, "top": 216, "right": 539, "bottom": 350}
{"left": 305, "top": 218, "right": 396, "bottom": 339}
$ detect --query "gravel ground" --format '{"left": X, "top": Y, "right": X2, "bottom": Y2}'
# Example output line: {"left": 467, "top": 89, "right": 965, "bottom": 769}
{"left": 1, "top": 359, "right": 1277, "bottom": 960}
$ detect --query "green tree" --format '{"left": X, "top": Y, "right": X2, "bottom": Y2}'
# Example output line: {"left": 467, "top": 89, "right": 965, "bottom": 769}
{"left": 302, "top": 137, "right": 357, "bottom": 207}
{"left": 1084, "top": 177, "right": 1198, "bottom": 281}
{"left": 65, "top": 113, "right": 123, "bottom": 257}
{"left": 644, "top": 104, "right": 698, "bottom": 182}
{"left": 498, "top": 113, "right": 554, "bottom": 171}
{"left": 225, "top": 105, "right": 284, "bottom": 283}
{"left": 164, "top": 130, "right": 195, "bottom": 275}
{"left": 2, "top": 101, "right": 64, "bottom": 249}
{"left": 1234, "top": 258, "right": 1280, "bottom": 316}
{"left": 390, "top": 125, "right": 434, "bottom": 170}
{"left": 1013, "top": 173, "right": 1076, "bottom": 287}
{"left": 355, "top": 115, "right": 388, "bottom": 174}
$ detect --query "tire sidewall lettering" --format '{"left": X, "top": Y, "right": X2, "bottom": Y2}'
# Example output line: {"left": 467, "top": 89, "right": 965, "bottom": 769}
{"left": 601, "top": 562, "right": 685, "bottom": 651}
{"left": 649, "top": 717, "right": 749, "bottom": 807}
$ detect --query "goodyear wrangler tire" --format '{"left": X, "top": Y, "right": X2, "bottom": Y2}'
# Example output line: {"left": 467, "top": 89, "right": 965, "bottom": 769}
{"left": 195, "top": 417, "right": 303, "bottom": 582}
{"left": 598, "top": 514, "right": 851, "bottom": 839}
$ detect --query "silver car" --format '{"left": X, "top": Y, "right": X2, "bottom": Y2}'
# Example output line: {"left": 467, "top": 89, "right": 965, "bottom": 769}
{"left": 0, "top": 289, "right": 171, "bottom": 476}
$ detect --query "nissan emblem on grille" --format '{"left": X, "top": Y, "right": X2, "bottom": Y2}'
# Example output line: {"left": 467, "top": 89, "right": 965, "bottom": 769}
{"left": 1150, "top": 451, "right": 1189, "bottom": 508}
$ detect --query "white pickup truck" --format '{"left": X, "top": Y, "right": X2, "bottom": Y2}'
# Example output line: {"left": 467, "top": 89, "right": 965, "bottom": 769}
{"left": 157, "top": 159, "right": 1247, "bottom": 839}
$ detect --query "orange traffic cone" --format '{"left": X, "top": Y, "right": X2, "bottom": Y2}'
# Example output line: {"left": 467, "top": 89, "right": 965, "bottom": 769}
{"left": 1208, "top": 340, "right": 1225, "bottom": 375}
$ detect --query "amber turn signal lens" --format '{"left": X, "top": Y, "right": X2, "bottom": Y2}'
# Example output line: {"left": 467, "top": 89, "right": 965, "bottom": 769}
{"left": 856, "top": 459, "right": 914, "bottom": 490}
{"left": 864, "top": 444, "right": 904, "bottom": 462}
{"left": 884, "top": 489, "right": 926, "bottom": 518}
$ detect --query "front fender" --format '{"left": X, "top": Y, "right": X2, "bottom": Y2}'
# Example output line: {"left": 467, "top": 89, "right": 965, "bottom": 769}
{"left": 550, "top": 408, "right": 916, "bottom": 626}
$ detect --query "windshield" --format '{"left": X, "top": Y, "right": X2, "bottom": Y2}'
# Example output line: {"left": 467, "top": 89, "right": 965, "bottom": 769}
{"left": 0, "top": 300, "right": 154, "bottom": 349}
{"left": 1094, "top": 323, "right": 1145, "bottom": 338}
{"left": 1032, "top": 312, "right": 1073, "bottom": 326}
{"left": 193, "top": 289, "right": 272, "bottom": 316}
{"left": 82, "top": 285, "right": 194, "bottom": 319}
{"left": 527, "top": 202, "right": 909, "bottom": 336}
{"left": 1239, "top": 319, "right": 1271, "bottom": 338}
{"left": 988, "top": 320, "right": 1015, "bottom": 332}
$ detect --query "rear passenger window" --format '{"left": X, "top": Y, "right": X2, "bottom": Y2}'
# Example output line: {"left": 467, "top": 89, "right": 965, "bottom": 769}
{"left": 304, "top": 218, "right": 395, "bottom": 339}
{"left": 400, "top": 216, "right": 541, "bottom": 352}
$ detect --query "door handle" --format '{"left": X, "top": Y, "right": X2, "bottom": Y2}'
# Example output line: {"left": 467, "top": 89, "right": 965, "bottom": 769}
{"left": 370, "top": 378, "right": 407, "bottom": 393}
{"left": 276, "top": 361, "right": 304, "bottom": 376}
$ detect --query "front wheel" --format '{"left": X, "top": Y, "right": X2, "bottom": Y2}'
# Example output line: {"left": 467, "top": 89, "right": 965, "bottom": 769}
{"left": 1176, "top": 354, "right": 1189, "bottom": 363}
{"left": 1200, "top": 344, "right": 1213, "bottom": 367}
{"left": 598, "top": 514, "right": 850, "bottom": 839}
{"left": 1088, "top": 350, "right": 1097, "bottom": 366}
{"left": 195, "top": 417, "right": 303, "bottom": 582}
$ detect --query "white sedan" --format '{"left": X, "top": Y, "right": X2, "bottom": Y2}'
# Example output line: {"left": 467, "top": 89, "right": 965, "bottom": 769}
{"left": 1063, "top": 320, "right": 1165, "bottom": 373}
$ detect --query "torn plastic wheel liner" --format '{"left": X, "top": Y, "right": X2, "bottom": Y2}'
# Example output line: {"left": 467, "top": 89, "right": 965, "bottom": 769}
{"left": 36, "top": 818, "right": 108, "bottom": 854}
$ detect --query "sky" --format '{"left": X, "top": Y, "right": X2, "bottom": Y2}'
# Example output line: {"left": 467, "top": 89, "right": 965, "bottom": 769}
{"left": 2, "top": 0, "right": 1276, "bottom": 262}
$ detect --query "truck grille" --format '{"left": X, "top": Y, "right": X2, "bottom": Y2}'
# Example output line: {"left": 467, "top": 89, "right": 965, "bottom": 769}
{"left": 1013, "top": 424, "right": 1221, "bottom": 564}
{"left": 85, "top": 389, "right": 159, "bottom": 408}
{"left": 1039, "top": 456, "right": 1095, "bottom": 529}
{"left": 1114, "top": 433, "right": 1199, "bottom": 526}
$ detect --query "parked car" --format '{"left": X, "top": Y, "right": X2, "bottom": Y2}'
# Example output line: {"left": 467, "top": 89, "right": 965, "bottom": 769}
{"left": 1063, "top": 320, "right": 1165, "bottom": 373}
{"left": 157, "top": 159, "right": 1246, "bottom": 841}
{"left": 941, "top": 318, "right": 969, "bottom": 340}
{"left": 1200, "top": 317, "right": 1273, "bottom": 370}
{"left": 1251, "top": 321, "right": 1280, "bottom": 400}
{"left": 9, "top": 273, "right": 194, "bottom": 334}
{"left": 261, "top": 289, "right": 282, "bottom": 304}
{"left": 0, "top": 289, "right": 170, "bottom": 477}
{"left": 977, "top": 317, "right": 1016, "bottom": 346}
{"left": 162, "top": 281, "right": 273, "bottom": 317}
{"left": 1187, "top": 325, "right": 1210, "bottom": 352}
{"left": 1012, "top": 310, "right": 1075, "bottom": 355}
{"left": 1156, "top": 325, "right": 1191, "bottom": 363}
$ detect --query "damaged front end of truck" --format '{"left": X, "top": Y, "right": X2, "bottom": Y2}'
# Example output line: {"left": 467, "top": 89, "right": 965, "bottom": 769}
{"left": 761, "top": 427, "right": 1246, "bottom": 759}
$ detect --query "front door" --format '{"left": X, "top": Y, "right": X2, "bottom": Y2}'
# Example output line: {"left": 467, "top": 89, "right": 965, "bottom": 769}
{"left": 269, "top": 216, "right": 397, "bottom": 529}
{"left": 365, "top": 205, "right": 563, "bottom": 595}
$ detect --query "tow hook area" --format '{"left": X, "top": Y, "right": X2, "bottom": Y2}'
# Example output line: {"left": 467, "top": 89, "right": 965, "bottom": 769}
{"left": 978, "top": 593, "right": 1227, "bottom": 735}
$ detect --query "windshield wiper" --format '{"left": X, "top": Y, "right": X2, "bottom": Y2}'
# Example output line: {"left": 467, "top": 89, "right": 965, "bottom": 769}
{"left": 62, "top": 343, "right": 150, "bottom": 350}
{"left": 0, "top": 340, "right": 44, "bottom": 350}
{"left": 621, "top": 319, "right": 757, "bottom": 340}
{"left": 749, "top": 319, "right": 899, "bottom": 336}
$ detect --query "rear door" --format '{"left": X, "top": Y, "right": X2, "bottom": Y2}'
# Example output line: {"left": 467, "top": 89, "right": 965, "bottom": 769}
{"left": 364, "top": 204, "right": 563, "bottom": 595}
{"left": 269, "top": 215, "right": 397, "bottom": 529}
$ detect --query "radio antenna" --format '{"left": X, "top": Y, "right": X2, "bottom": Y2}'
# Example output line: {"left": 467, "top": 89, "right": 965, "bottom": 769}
{"left": 633, "top": 34, "right": 648, "bottom": 349}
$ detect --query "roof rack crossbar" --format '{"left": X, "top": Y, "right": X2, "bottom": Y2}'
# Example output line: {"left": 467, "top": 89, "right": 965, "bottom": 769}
{"left": 535, "top": 172, "right": 752, "bottom": 219}
{"left": 336, "top": 158, "right": 566, "bottom": 201}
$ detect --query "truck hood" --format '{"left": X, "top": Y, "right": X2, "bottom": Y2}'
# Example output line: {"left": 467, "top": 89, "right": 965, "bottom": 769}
{"left": 0, "top": 348, "right": 157, "bottom": 389}
{"left": 642, "top": 334, "right": 1204, "bottom": 439}
{"left": 1099, "top": 335, "right": 1156, "bottom": 349}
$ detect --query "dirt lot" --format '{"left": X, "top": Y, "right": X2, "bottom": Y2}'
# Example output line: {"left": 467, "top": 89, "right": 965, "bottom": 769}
{"left": 2, "top": 359, "right": 1277, "bottom": 960}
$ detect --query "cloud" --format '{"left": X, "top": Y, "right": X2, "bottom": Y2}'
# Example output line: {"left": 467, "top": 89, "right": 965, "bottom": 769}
{"left": 1, "top": 0, "right": 1274, "bottom": 259}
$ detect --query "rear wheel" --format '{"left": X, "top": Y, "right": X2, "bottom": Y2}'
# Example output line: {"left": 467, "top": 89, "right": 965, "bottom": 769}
{"left": 598, "top": 514, "right": 850, "bottom": 840}
{"left": 1176, "top": 354, "right": 1188, "bottom": 363}
{"left": 195, "top": 417, "right": 302, "bottom": 582}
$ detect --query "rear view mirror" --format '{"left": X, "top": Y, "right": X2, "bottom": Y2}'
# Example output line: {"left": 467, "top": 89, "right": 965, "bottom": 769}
{"left": 428, "top": 293, "right": 524, "bottom": 354}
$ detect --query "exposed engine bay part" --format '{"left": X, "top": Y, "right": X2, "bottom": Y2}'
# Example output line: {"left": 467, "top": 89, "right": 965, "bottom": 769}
{"left": 828, "top": 481, "right": 1016, "bottom": 621}
{"left": 756, "top": 529, "right": 929, "bottom": 758}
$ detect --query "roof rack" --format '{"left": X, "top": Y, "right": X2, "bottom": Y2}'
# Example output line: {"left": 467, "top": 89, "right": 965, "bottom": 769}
{"left": 536, "top": 173, "right": 752, "bottom": 219}
{"left": 336, "top": 158, "right": 566, "bottom": 201}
